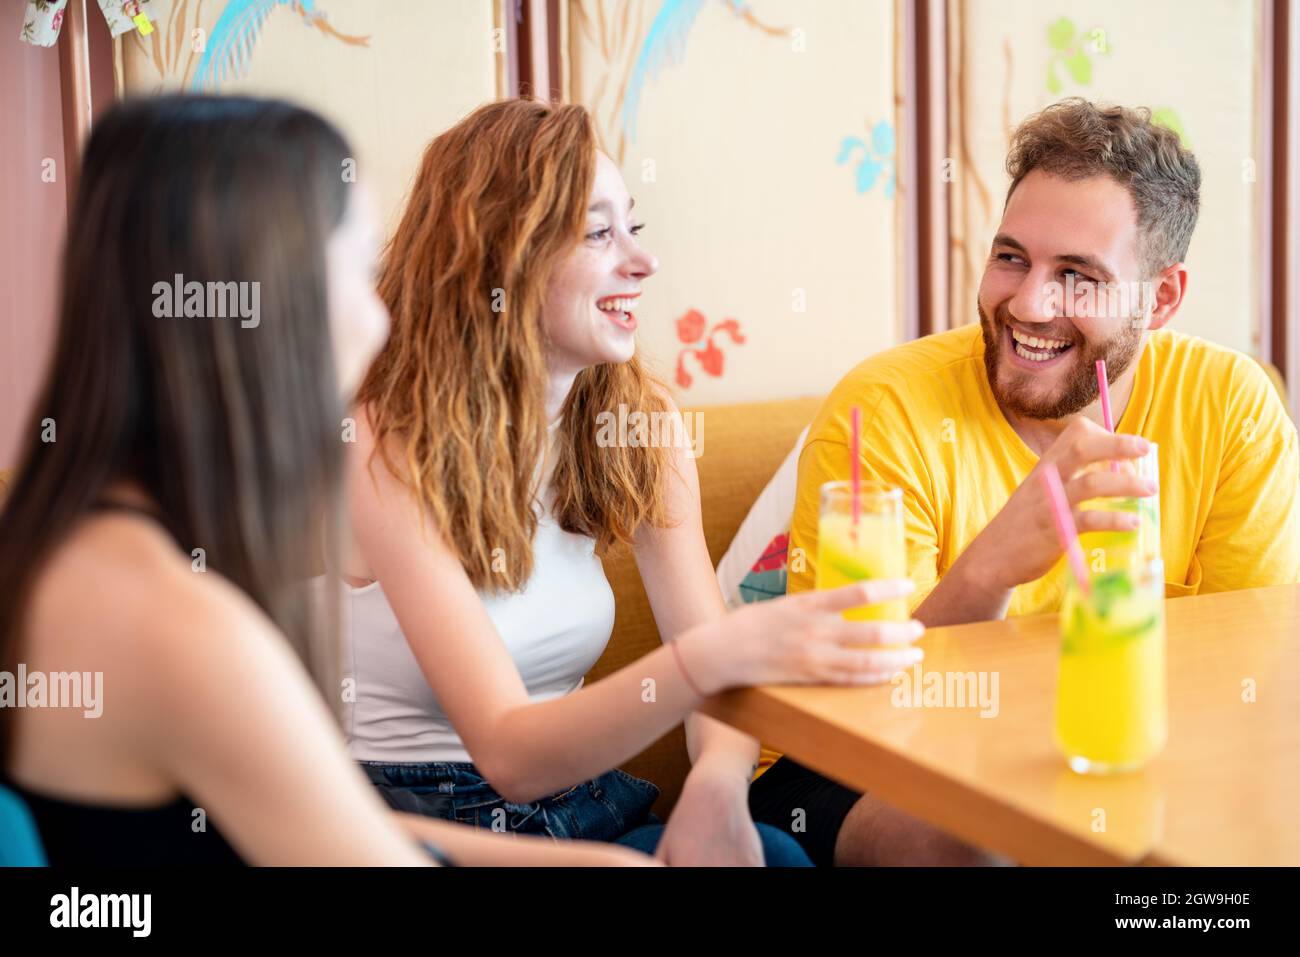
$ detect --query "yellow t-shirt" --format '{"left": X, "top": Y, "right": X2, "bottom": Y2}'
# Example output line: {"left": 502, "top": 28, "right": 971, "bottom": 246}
{"left": 755, "top": 323, "right": 1300, "bottom": 779}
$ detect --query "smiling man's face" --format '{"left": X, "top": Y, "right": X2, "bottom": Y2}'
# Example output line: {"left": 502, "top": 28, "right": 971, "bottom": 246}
{"left": 977, "top": 168, "right": 1153, "bottom": 420}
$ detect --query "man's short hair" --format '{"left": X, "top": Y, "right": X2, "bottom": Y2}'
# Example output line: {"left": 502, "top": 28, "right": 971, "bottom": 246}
{"left": 1005, "top": 98, "right": 1201, "bottom": 277}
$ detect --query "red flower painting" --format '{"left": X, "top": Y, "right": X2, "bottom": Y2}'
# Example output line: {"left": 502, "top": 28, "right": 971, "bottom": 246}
{"left": 674, "top": 310, "right": 746, "bottom": 388}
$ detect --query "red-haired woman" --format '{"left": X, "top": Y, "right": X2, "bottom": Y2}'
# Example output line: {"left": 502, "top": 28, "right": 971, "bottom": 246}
{"left": 337, "top": 99, "right": 925, "bottom": 865}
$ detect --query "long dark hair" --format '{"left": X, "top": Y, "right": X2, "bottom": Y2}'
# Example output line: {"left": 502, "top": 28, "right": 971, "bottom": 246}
{"left": 0, "top": 95, "right": 354, "bottom": 755}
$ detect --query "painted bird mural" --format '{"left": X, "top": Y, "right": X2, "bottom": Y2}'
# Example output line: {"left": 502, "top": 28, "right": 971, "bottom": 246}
{"left": 620, "top": 0, "right": 787, "bottom": 147}
{"left": 192, "top": 0, "right": 370, "bottom": 91}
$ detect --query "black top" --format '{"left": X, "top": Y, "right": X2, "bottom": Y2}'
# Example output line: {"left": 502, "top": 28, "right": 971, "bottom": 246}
{"left": 7, "top": 498, "right": 455, "bottom": 867}
{"left": 3, "top": 779, "right": 245, "bottom": 866}
{"left": 2, "top": 498, "right": 243, "bottom": 865}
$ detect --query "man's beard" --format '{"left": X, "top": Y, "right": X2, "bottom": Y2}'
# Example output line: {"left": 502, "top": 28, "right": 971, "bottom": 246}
{"left": 978, "top": 302, "right": 1145, "bottom": 420}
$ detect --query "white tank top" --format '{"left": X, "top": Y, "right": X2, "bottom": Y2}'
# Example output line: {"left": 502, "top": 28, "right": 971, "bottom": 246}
{"left": 329, "top": 426, "right": 616, "bottom": 764}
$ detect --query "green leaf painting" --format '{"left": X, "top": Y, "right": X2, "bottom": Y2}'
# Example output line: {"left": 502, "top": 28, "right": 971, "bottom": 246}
{"left": 1152, "top": 106, "right": 1190, "bottom": 147}
{"left": 1043, "top": 16, "right": 1190, "bottom": 148}
{"left": 1046, "top": 16, "right": 1105, "bottom": 94}
{"left": 1047, "top": 16, "right": 1074, "bottom": 53}
{"left": 1064, "top": 49, "right": 1091, "bottom": 85}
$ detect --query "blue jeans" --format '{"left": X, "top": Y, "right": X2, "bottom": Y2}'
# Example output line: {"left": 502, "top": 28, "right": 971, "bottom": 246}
{"left": 361, "top": 761, "right": 811, "bottom": 866}
{"left": 611, "top": 820, "right": 811, "bottom": 865}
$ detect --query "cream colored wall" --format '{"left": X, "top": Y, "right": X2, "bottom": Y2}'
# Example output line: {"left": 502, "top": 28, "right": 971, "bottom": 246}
{"left": 568, "top": 0, "right": 902, "bottom": 404}
{"left": 119, "top": 1, "right": 901, "bottom": 406}
{"left": 118, "top": 0, "right": 503, "bottom": 234}
{"left": 119, "top": 2, "right": 1259, "bottom": 404}
{"left": 949, "top": 0, "right": 1261, "bottom": 357}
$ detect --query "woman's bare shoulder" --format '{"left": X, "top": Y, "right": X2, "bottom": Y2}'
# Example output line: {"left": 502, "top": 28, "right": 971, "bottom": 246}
{"left": 26, "top": 512, "right": 277, "bottom": 683}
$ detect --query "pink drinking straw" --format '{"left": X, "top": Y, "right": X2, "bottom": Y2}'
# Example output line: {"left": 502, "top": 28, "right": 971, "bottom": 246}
{"left": 1039, "top": 462, "right": 1091, "bottom": 596}
{"left": 1095, "top": 359, "right": 1119, "bottom": 473}
{"left": 850, "top": 406, "right": 862, "bottom": 532}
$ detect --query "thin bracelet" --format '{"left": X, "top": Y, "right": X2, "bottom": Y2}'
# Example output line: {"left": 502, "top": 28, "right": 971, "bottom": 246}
{"left": 669, "top": 638, "right": 706, "bottom": 700}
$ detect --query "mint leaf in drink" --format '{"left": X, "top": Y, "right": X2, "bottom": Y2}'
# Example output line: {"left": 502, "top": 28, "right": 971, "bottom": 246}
{"left": 1108, "top": 616, "right": 1159, "bottom": 643}
{"left": 830, "top": 555, "right": 874, "bottom": 581}
{"left": 1062, "top": 602, "right": 1088, "bottom": 655}
{"left": 1091, "top": 570, "right": 1133, "bottom": 619}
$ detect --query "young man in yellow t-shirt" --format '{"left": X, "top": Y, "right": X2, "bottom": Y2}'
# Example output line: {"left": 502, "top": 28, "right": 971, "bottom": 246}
{"left": 748, "top": 98, "right": 1300, "bottom": 867}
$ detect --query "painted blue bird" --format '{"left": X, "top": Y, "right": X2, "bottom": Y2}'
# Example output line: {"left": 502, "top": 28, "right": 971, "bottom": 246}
{"left": 192, "top": 0, "right": 370, "bottom": 91}
{"left": 836, "top": 120, "right": 897, "bottom": 198}
{"left": 620, "top": 0, "right": 785, "bottom": 145}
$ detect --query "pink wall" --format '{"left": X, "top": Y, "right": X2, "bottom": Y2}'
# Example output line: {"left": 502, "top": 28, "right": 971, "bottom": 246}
{"left": 0, "top": 29, "right": 68, "bottom": 468}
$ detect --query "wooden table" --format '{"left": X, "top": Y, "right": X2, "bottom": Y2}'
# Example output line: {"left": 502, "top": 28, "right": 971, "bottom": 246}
{"left": 702, "top": 584, "right": 1300, "bottom": 866}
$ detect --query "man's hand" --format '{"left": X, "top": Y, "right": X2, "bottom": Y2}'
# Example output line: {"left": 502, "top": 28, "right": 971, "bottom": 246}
{"left": 968, "top": 418, "right": 1154, "bottom": 591}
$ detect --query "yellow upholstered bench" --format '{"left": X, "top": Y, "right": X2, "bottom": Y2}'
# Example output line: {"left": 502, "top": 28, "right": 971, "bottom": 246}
{"left": 588, "top": 396, "right": 823, "bottom": 818}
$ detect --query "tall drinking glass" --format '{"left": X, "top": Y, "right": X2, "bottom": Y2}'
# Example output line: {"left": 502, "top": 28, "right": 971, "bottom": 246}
{"left": 1077, "top": 443, "right": 1160, "bottom": 577}
{"left": 1055, "top": 556, "right": 1167, "bottom": 773}
{"left": 815, "top": 480, "right": 908, "bottom": 624}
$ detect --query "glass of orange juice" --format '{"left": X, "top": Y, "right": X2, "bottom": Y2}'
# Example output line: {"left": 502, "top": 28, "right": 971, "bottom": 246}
{"left": 815, "top": 479, "right": 908, "bottom": 624}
